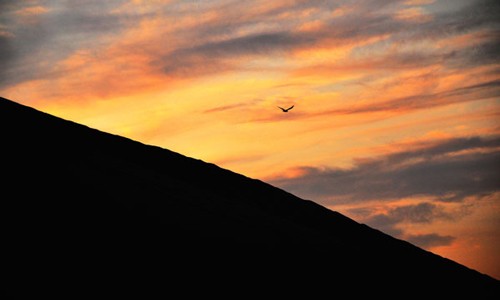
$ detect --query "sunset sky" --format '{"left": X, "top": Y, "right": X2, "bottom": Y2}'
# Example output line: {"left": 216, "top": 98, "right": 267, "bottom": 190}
{"left": 1, "top": 0, "right": 499, "bottom": 279}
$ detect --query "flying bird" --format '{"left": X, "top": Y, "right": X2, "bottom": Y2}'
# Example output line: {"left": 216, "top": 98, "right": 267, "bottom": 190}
{"left": 278, "top": 105, "right": 294, "bottom": 112}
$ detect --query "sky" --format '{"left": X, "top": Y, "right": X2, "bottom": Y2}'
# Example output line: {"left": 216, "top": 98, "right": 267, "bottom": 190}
{"left": 1, "top": 0, "right": 499, "bottom": 280}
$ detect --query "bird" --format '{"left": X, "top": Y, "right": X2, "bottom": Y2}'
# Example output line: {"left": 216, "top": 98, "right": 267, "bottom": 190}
{"left": 278, "top": 105, "right": 294, "bottom": 112}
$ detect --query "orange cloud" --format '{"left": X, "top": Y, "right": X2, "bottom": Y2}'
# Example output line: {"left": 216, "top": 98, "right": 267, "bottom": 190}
{"left": 394, "top": 7, "right": 432, "bottom": 22}
{"left": 15, "top": 5, "right": 49, "bottom": 16}
{"left": 404, "top": 0, "right": 435, "bottom": 5}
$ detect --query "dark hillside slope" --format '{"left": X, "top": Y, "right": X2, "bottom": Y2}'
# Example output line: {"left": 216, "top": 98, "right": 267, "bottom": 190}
{"left": 1, "top": 96, "right": 498, "bottom": 295}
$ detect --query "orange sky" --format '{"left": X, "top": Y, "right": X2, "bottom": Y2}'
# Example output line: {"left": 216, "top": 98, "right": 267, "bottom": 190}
{"left": 1, "top": 0, "right": 499, "bottom": 280}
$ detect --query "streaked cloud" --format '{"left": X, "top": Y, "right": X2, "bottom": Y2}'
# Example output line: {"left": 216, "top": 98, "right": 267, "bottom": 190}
{"left": 351, "top": 202, "right": 460, "bottom": 245}
{"left": 405, "top": 233, "right": 455, "bottom": 248}
{"left": 3, "top": 0, "right": 498, "bottom": 92}
{"left": 269, "top": 135, "right": 500, "bottom": 204}
{"left": 0, "top": 0, "right": 131, "bottom": 88}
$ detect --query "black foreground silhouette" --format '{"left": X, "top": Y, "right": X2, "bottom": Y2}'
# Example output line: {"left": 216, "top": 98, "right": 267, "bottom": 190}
{"left": 1, "top": 96, "right": 498, "bottom": 296}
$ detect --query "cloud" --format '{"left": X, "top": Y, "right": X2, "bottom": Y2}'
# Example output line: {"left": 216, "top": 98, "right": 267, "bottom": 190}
{"left": 159, "top": 30, "right": 315, "bottom": 77}
{"left": 405, "top": 233, "right": 455, "bottom": 248}
{"left": 0, "top": 0, "right": 135, "bottom": 88}
{"left": 203, "top": 100, "right": 264, "bottom": 113}
{"left": 154, "top": 1, "right": 416, "bottom": 78}
{"left": 337, "top": 79, "right": 500, "bottom": 114}
{"left": 343, "top": 201, "right": 460, "bottom": 249}
{"left": 329, "top": 201, "right": 459, "bottom": 251}
{"left": 248, "top": 78, "right": 500, "bottom": 124}
{"left": 1, "top": 0, "right": 498, "bottom": 106}
{"left": 0, "top": 35, "right": 15, "bottom": 75}
{"left": 376, "top": 202, "right": 454, "bottom": 224}
{"left": 293, "top": 0, "right": 500, "bottom": 75}
{"left": 459, "top": 37, "right": 500, "bottom": 68}
{"left": 167, "top": 0, "right": 500, "bottom": 115}
{"left": 356, "top": 201, "right": 459, "bottom": 236}
{"left": 269, "top": 135, "right": 500, "bottom": 205}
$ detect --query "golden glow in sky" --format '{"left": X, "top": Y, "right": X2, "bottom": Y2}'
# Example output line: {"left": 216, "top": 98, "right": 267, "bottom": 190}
{"left": 1, "top": 0, "right": 499, "bottom": 279}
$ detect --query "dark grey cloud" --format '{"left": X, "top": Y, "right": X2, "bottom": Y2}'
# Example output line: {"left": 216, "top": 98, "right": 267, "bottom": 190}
{"left": 1, "top": 0, "right": 498, "bottom": 95}
{"left": 186, "top": 32, "right": 312, "bottom": 58}
{"left": 0, "top": 35, "right": 15, "bottom": 73}
{"left": 189, "top": 0, "right": 342, "bottom": 38}
{"left": 379, "top": 202, "right": 453, "bottom": 224}
{"left": 269, "top": 136, "right": 500, "bottom": 205}
{"left": 390, "top": 0, "right": 500, "bottom": 68}
{"left": 362, "top": 202, "right": 454, "bottom": 231}
{"left": 389, "top": 0, "right": 499, "bottom": 40}
{"left": 329, "top": 0, "right": 500, "bottom": 74}
{"left": 457, "top": 37, "right": 500, "bottom": 69}
{"left": 345, "top": 202, "right": 459, "bottom": 248}
{"left": 156, "top": 2, "right": 411, "bottom": 77}
{"left": 443, "top": 0, "right": 499, "bottom": 32}
{"left": 156, "top": 0, "right": 499, "bottom": 79}
{"left": 405, "top": 233, "right": 455, "bottom": 248}
{"left": 0, "top": 0, "right": 135, "bottom": 88}
{"left": 327, "top": 12, "right": 405, "bottom": 41}
{"left": 161, "top": 31, "right": 316, "bottom": 76}
{"left": 347, "top": 190, "right": 474, "bottom": 250}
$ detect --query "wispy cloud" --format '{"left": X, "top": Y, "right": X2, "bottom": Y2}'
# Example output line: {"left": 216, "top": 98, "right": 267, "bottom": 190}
{"left": 328, "top": 79, "right": 500, "bottom": 115}
{"left": 405, "top": 233, "right": 455, "bottom": 248}
{"left": 2, "top": 0, "right": 498, "bottom": 101}
{"left": 0, "top": 0, "right": 132, "bottom": 87}
{"left": 324, "top": 189, "right": 489, "bottom": 250}
{"left": 269, "top": 135, "right": 500, "bottom": 204}
{"left": 352, "top": 202, "right": 460, "bottom": 246}
{"left": 244, "top": 78, "right": 500, "bottom": 124}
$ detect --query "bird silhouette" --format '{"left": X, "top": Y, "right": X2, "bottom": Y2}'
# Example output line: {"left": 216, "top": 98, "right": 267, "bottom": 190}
{"left": 278, "top": 105, "right": 294, "bottom": 112}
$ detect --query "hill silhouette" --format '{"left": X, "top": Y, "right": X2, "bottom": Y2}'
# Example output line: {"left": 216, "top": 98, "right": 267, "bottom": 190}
{"left": 1, "top": 96, "right": 498, "bottom": 296}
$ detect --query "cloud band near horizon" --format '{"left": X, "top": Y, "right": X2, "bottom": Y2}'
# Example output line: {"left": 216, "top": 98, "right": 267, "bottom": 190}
{"left": 269, "top": 135, "right": 500, "bottom": 204}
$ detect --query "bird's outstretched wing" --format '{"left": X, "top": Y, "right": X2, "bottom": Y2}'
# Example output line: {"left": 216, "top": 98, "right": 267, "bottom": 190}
{"left": 278, "top": 105, "right": 294, "bottom": 112}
